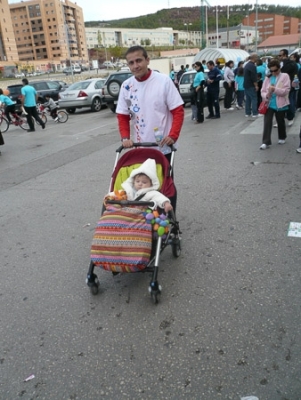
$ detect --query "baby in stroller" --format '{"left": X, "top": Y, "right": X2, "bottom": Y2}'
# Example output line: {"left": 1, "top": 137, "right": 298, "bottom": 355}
{"left": 105, "top": 158, "right": 173, "bottom": 213}
{"left": 87, "top": 146, "right": 181, "bottom": 303}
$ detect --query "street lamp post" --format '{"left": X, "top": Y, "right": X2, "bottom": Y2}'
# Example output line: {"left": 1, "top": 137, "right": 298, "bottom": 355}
{"left": 184, "top": 23, "right": 192, "bottom": 47}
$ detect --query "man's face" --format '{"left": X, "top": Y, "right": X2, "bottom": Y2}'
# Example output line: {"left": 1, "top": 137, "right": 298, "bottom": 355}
{"left": 207, "top": 63, "right": 213, "bottom": 70}
{"left": 126, "top": 50, "right": 150, "bottom": 79}
{"left": 278, "top": 51, "right": 286, "bottom": 60}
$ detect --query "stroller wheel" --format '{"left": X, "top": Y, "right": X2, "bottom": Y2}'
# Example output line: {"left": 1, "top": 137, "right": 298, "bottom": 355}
{"left": 171, "top": 238, "right": 181, "bottom": 258}
{"left": 151, "top": 291, "right": 160, "bottom": 304}
{"left": 90, "top": 284, "right": 99, "bottom": 295}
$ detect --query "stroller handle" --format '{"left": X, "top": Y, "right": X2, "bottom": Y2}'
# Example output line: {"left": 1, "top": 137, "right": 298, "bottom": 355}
{"left": 116, "top": 142, "right": 177, "bottom": 153}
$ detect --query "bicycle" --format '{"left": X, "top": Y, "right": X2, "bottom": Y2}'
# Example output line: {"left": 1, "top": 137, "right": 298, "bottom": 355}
{"left": 37, "top": 104, "right": 68, "bottom": 123}
{"left": 0, "top": 107, "right": 31, "bottom": 132}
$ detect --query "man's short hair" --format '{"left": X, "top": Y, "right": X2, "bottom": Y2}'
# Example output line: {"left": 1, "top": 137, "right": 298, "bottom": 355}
{"left": 207, "top": 60, "right": 214, "bottom": 66}
{"left": 125, "top": 45, "right": 148, "bottom": 59}
{"left": 22, "top": 78, "right": 29, "bottom": 85}
{"left": 280, "top": 49, "right": 288, "bottom": 57}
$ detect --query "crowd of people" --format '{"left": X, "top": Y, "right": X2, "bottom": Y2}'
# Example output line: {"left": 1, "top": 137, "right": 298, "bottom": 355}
{"left": 175, "top": 49, "right": 301, "bottom": 152}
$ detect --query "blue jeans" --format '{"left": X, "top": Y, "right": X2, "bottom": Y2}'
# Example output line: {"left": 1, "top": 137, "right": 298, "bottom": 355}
{"left": 245, "top": 87, "right": 258, "bottom": 116}
{"left": 286, "top": 89, "right": 297, "bottom": 121}
{"left": 236, "top": 90, "right": 244, "bottom": 107}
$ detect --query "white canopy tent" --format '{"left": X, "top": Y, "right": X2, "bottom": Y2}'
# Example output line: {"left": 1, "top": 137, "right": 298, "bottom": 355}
{"left": 193, "top": 48, "right": 250, "bottom": 66}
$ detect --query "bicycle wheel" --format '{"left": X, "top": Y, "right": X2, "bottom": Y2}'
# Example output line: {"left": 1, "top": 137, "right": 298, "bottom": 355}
{"left": 0, "top": 116, "right": 9, "bottom": 133}
{"left": 19, "top": 116, "right": 34, "bottom": 131}
{"left": 36, "top": 113, "right": 47, "bottom": 125}
{"left": 57, "top": 110, "right": 68, "bottom": 123}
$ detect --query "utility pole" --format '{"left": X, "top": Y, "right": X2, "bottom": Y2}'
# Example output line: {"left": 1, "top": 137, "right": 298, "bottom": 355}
{"left": 255, "top": 0, "right": 258, "bottom": 52}
{"left": 201, "top": 0, "right": 211, "bottom": 49}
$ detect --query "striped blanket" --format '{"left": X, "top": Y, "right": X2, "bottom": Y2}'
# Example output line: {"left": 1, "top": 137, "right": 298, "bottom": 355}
{"left": 91, "top": 205, "right": 152, "bottom": 273}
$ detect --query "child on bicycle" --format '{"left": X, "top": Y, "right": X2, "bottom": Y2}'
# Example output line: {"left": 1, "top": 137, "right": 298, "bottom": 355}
{"left": 43, "top": 95, "right": 59, "bottom": 122}
{"left": 0, "top": 88, "right": 17, "bottom": 123}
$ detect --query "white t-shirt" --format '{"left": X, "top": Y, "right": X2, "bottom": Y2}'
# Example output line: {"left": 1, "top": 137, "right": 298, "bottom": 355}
{"left": 116, "top": 71, "right": 183, "bottom": 146}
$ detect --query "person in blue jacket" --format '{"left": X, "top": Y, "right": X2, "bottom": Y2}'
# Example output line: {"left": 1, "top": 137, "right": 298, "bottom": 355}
{"left": 0, "top": 88, "right": 16, "bottom": 123}
{"left": 191, "top": 61, "right": 205, "bottom": 123}
{"left": 206, "top": 60, "right": 222, "bottom": 119}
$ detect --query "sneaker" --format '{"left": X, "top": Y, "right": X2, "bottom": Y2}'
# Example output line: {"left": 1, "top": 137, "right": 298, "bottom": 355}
{"left": 252, "top": 115, "right": 259, "bottom": 119}
{"left": 260, "top": 144, "right": 268, "bottom": 150}
{"left": 296, "top": 147, "right": 301, "bottom": 153}
{"left": 245, "top": 114, "right": 251, "bottom": 117}
{"left": 226, "top": 107, "right": 234, "bottom": 111}
{"left": 288, "top": 119, "right": 294, "bottom": 126}
{"left": 278, "top": 140, "right": 286, "bottom": 144}
{"left": 236, "top": 105, "right": 242, "bottom": 110}
{"left": 273, "top": 123, "right": 278, "bottom": 128}
{"left": 54, "top": 117, "right": 59, "bottom": 122}
{"left": 206, "top": 115, "right": 214, "bottom": 119}
{"left": 211, "top": 115, "right": 220, "bottom": 119}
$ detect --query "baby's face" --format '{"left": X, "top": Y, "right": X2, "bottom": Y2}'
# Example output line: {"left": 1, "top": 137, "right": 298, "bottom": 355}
{"left": 133, "top": 175, "right": 151, "bottom": 191}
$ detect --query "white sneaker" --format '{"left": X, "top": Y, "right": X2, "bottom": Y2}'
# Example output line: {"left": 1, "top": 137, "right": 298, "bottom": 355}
{"left": 245, "top": 114, "right": 251, "bottom": 117}
{"left": 296, "top": 147, "right": 301, "bottom": 153}
{"left": 278, "top": 140, "right": 286, "bottom": 144}
{"left": 236, "top": 106, "right": 242, "bottom": 110}
{"left": 273, "top": 123, "right": 278, "bottom": 128}
{"left": 252, "top": 115, "right": 259, "bottom": 119}
{"left": 288, "top": 119, "right": 294, "bottom": 126}
{"left": 54, "top": 117, "right": 59, "bottom": 122}
{"left": 226, "top": 107, "right": 234, "bottom": 111}
{"left": 260, "top": 144, "right": 268, "bottom": 150}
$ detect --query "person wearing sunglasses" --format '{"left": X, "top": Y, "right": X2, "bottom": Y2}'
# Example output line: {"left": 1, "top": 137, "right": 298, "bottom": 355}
{"left": 259, "top": 59, "right": 290, "bottom": 150}
{"left": 278, "top": 49, "right": 298, "bottom": 127}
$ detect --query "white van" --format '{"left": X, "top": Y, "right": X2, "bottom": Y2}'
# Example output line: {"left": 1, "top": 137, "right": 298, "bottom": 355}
{"left": 178, "top": 70, "right": 226, "bottom": 106}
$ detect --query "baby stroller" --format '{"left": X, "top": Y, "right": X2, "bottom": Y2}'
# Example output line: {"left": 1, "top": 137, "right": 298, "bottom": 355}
{"left": 86, "top": 143, "right": 181, "bottom": 304}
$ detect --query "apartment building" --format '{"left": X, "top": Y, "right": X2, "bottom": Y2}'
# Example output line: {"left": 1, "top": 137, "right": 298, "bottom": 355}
{"left": 8, "top": 0, "right": 88, "bottom": 67}
{"left": 85, "top": 27, "right": 202, "bottom": 50}
{"left": 0, "top": 0, "right": 19, "bottom": 62}
{"left": 242, "top": 13, "right": 301, "bottom": 42}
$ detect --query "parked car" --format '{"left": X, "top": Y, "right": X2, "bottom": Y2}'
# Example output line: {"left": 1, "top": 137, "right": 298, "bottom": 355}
{"left": 178, "top": 70, "right": 226, "bottom": 107}
{"left": 102, "top": 71, "right": 133, "bottom": 112}
{"left": 50, "top": 80, "right": 69, "bottom": 91}
{"left": 30, "top": 80, "right": 65, "bottom": 102}
{"left": 58, "top": 78, "right": 106, "bottom": 113}
{"left": 99, "top": 61, "right": 115, "bottom": 69}
{"left": 6, "top": 80, "right": 65, "bottom": 106}
{"left": 63, "top": 66, "right": 81, "bottom": 75}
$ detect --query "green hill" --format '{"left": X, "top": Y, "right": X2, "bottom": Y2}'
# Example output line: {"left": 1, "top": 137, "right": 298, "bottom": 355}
{"left": 85, "top": 4, "right": 301, "bottom": 32}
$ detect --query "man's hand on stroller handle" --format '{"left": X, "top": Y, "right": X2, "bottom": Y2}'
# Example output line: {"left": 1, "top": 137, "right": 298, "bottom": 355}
{"left": 121, "top": 137, "right": 175, "bottom": 149}
{"left": 121, "top": 138, "right": 134, "bottom": 148}
{"left": 160, "top": 136, "right": 175, "bottom": 146}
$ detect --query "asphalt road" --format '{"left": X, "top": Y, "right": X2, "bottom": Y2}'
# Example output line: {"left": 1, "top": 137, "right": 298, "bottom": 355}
{"left": 1, "top": 105, "right": 301, "bottom": 400}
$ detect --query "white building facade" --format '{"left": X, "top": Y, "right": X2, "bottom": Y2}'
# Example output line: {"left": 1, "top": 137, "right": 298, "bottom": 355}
{"left": 85, "top": 27, "right": 202, "bottom": 49}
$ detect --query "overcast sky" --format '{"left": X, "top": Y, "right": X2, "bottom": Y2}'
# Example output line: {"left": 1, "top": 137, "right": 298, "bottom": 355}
{"left": 8, "top": 0, "right": 301, "bottom": 22}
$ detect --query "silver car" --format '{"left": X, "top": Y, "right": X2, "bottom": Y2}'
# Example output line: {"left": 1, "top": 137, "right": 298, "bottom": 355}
{"left": 178, "top": 70, "right": 226, "bottom": 107}
{"left": 58, "top": 78, "right": 105, "bottom": 113}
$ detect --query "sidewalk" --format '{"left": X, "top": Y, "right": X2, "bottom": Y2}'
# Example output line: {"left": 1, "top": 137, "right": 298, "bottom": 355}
{"left": 240, "top": 111, "right": 301, "bottom": 135}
